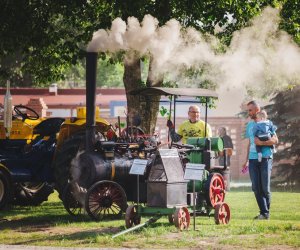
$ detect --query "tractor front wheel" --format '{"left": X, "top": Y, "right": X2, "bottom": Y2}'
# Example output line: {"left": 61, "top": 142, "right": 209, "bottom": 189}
{"left": 13, "top": 182, "right": 54, "bottom": 206}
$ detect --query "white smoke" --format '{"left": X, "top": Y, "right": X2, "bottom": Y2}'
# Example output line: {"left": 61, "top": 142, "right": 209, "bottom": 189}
{"left": 218, "top": 7, "right": 300, "bottom": 93}
{"left": 87, "top": 7, "right": 300, "bottom": 114}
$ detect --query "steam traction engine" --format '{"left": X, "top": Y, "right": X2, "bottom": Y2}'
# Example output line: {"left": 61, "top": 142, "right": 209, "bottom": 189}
{"left": 61, "top": 53, "right": 230, "bottom": 228}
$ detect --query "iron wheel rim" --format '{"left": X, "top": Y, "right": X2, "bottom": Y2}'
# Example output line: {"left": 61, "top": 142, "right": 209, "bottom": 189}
{"left": 214, "top": 202, "right": 231, "bottom": 224}
{"left": 208, "top": 173, "right": 225, "bottom": 208}
{"left": 85, "top": 180, "right": 127, "bottom": 221}
{"left": 62, "top": 183, "right": 84, "bottom": 216}
{"left": 125, "top": 205, "right": 141, "bottom": 228}
{"left": 174, "top": 207, "right": 190, "bottom": 230}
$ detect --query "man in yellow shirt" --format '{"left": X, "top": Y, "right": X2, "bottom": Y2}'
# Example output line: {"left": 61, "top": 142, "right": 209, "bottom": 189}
{"left": 167, "top": 105, "right": 212, "bottom": 144}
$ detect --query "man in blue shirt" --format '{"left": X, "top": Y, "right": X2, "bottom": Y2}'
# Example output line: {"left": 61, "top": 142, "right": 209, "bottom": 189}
{"left": 243, "top": 101, "right": 278, "bottom": 220}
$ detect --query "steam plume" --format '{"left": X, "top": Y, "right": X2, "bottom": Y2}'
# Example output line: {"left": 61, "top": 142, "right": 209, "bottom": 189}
{"left": 87, "top": 7, "right": 300, "bottom": 114}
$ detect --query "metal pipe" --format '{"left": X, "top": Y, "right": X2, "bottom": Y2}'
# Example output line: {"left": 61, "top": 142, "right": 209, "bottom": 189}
{"left": 112, "top": 216, "right": 160, "bottom": 238}
{"left": 173, "top": 96, "right": 176, "bottom": 128}
{"left": 117, "top": 116, "right": 121, "bottom": 136}
{"left": 167, "top": 96, "right": 172, "bottom": 143}
{"left": 204, "top": 97, "right": 208, "bottom": 138}
{"left": 85, "top": 52, "right": 98, "bottom": 152}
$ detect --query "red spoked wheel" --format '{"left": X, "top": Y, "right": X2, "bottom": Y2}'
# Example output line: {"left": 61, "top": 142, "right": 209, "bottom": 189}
{"left": 174, "top": 207, "right": 190, "bottom": 230}
{"left": 85, "top": 181, "right": 127, "bottom": 221}
{"left": 125, "top": 205, "right": 141, "bottom": 229}
{"left": 205, "top": 173, "right": 225, "bottom": 208}
{"left": 214, "top": 202, "right": 231, "bottom": 224}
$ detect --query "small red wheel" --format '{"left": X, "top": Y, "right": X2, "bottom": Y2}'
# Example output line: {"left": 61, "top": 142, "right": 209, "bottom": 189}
{"left": 125, "top": 205, "right": 141, "bottom": 229}
{"left": 174, "top": 207, "right": 190, "bottom": 230}
{"left": 205, "top": 173, "right": 225, "bottom": 208}
{"left": 214, "top": 202, "right": 231, "bottom": 225}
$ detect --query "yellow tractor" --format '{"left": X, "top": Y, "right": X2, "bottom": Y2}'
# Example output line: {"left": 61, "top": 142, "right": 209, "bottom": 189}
{"left": 0, "top": 104, "right": 112, "bottom": 209}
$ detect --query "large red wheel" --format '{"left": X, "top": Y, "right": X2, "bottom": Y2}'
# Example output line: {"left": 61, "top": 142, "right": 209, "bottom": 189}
{"left": 214, "top": 202, "right": 230, "bottom": 224}
{"left": 85, "top": 181, "right": 127, "bottom": 221}
{"left": 125, "top": 205, "right": 141, "bottom": 228}
{"left": 174, "top": 207, "right": 190, "bottom": 230}
{"left": 205, "top": 173, "right": 225, "bottom": 208}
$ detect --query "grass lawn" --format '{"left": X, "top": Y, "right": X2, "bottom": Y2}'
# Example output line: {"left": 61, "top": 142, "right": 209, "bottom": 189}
{"left": 0, "top": 191, "right": 299, "bottom": 249}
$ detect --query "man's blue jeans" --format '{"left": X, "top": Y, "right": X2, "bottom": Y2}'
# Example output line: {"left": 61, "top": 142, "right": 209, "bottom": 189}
{"left": 249, "top": 158, "right": 273, "bottom": 216}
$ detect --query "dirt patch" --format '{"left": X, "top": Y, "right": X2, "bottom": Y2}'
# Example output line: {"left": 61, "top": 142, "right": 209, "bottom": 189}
{"left": 17, "top": 225, "right": 120, "bottom": 235}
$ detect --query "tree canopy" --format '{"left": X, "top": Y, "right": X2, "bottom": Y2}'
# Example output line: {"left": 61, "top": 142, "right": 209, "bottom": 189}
{"left": 0, "top": 0, "right": 283, "bottom": 87}
{"left": 280, "top": 0, "right": 300, "bottom": 46}
{"left": 0, "top": 1, "right": 113, "bottom": 86}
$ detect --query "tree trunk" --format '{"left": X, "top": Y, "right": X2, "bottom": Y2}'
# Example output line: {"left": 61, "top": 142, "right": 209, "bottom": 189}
{"left": 144, "top": 58, "right": 163, "bottom": 134}
{"left": 123, "top": 53, "right": 163, "bottom": 134}
{"left": 123, "top": 52, "right": 144, "bottom": 128}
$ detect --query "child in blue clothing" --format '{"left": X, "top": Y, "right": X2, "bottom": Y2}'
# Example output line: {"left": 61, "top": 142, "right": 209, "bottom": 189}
{"left": 253, "top": 110, "right": 277, "bottom": 162}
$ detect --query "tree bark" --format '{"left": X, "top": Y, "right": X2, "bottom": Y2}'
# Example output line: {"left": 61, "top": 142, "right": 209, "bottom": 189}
{"left": 123, "top": 52, "right": 144, "bottom": 128}
{"left": 144, "top": 57, "right": 163, "bottom": 134}
{"left": 123, "top": 53, "right": 163, "bottom": 134}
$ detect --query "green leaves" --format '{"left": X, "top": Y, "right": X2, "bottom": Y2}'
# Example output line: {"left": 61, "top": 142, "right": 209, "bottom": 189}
{"left": 159, "top": 106, "right": 170, "bottom": 117}
{"left": 266, "top": 85, "right": 300, "bottom": 186}
{"left": 280, "top": 0, "right": 300, "bottom": 46}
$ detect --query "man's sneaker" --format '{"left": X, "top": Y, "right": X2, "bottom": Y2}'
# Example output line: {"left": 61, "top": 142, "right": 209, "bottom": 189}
{"left": 258, "top": 153, "right": 262, "bottom": 162}
{"left": 254, "top": 214, "right": 269, "bottom": 220}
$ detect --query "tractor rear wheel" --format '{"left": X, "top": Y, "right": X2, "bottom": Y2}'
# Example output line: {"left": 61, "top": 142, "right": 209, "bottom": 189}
{"left": 13, "top": 182, "right": 54, "bottom": 206}
{"left": 0, "top": 169, "right": 12, "bottom": 210}
{"left": 53, "top": 132, "right": 85, "bottom": 199}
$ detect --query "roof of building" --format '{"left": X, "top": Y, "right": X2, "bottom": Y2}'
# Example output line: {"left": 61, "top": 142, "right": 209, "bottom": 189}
{"left": 128, "top": 87, "right": 218, "bottom": 98}
{"left": 0, "top": 88, "right": 126, "bottom": 108}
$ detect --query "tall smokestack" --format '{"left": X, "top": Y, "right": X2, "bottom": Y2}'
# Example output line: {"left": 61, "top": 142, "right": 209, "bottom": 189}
{"left": 85, "top": 52, "right": 98, "bottom": 152}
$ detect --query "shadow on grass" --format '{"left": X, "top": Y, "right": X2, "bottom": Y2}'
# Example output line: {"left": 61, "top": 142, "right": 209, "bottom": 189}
{"left": 8, "top": 226, "right": 124, "bottom": 246}
{"left": 0, "top": 213, "right": 87, "bottom": 231}
{"left": 7, "top": 219, "right": 178, "bottom": 246}
{"left": 0, "top": 200, "right": 126, "bottom": 231}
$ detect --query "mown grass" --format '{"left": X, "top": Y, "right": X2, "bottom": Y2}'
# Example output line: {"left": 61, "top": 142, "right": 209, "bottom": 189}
{"left": 0, "top": 191, "right": 299, "bottom": 249}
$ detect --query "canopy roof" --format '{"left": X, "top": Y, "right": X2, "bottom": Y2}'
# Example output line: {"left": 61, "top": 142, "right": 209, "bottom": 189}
{"left": 128, "top": 87, "right": 218, "bottom": 98}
